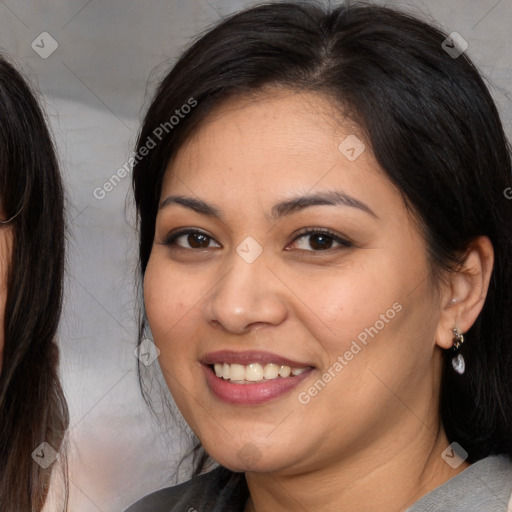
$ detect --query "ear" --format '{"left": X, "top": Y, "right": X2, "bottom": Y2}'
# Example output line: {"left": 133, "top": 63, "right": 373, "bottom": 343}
{"left": 435, "top": 236, "right": 494, "bottom": 350}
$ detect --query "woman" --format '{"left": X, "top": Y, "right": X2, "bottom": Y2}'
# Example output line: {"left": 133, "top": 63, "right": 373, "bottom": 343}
{"left": 127, "top": 2, "right": 512, "bottom": 511}
{"left": 0, "top": 56, "right": 68, "bottom": 510}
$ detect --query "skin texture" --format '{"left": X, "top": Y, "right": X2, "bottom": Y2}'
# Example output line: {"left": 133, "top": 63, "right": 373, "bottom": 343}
{"left": 143, "top": 90, "right": 494, "bottom": 512}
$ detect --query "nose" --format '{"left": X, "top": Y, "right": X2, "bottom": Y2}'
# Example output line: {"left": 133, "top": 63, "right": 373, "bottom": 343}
{"left": 203, "top": 247, "right": 288, "bottom": 334}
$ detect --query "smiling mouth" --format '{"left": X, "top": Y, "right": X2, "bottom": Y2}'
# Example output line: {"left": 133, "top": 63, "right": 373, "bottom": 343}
{"left": 210, "top": 362, "right": 312, "bottom": 384}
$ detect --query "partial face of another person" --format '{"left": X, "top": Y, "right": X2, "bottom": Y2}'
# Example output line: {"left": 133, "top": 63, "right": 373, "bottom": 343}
{"left": 143, "top": 90, "right": 454, "bottom": 474}
{"left": 0, "top": 218, "right": 12, "bottom": 370}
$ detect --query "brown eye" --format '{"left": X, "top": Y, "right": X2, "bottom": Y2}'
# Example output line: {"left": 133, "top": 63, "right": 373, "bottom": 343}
{"left": 306, "top": 233, "right": 334, "bottom": 250}
{"left": 162, "top": 229, "right": 221, "bottom": 250}
{"left": 289, "top": 228, "right": 352, "bottom": 252}
{"left": 185, "top": 233, "right": 210, "bottom": 248}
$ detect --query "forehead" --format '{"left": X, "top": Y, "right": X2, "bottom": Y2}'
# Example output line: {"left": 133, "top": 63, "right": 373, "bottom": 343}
{"left": 160, "top": 89, "right": 395, "bottom": 214}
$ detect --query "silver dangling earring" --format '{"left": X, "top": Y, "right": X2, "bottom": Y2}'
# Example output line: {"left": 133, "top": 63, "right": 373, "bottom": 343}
{"left": 451, "top": 327, "right": 465, "bottom": 374}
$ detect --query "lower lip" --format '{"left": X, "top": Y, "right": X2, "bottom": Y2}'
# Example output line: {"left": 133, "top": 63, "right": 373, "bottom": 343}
{"left": 202, "top": 364, "right": 314, "bottom": 405}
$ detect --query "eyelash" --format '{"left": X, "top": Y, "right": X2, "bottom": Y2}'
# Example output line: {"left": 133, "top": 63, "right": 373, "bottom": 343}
{"left": 161, "top": 227, "right": 353, "bottom": 253}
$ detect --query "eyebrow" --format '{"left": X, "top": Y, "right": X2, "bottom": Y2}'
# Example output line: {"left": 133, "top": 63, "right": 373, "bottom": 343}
{"left": 159, "top": 190, "right": 378, "bottom": 221}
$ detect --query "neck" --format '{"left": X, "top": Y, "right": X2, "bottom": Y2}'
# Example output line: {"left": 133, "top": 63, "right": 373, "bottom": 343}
{"left": 243, "top": 420, "right": 469, "bottom": 512}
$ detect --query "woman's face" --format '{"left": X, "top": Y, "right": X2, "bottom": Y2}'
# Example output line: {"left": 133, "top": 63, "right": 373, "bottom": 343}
{"left": 144, "top": 90, "right": 449, "bottom": 474}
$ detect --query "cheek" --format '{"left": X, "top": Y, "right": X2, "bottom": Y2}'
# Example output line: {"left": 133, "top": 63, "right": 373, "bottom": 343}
{"left": 281, "top": 257, "right": 403, "bottom": 356}
{"left": 295, "top": 251, "right": 434, "bottom": 382}
{"left": 143, "top": 255, "right": 201, "bottom": 360}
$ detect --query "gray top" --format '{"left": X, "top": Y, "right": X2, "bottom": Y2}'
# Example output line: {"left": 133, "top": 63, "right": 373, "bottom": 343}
{"left": 125, "top": 454, "right": 512, "bottom": 512}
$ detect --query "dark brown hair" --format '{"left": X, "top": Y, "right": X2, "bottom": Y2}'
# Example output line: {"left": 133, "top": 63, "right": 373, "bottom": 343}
{"left": 0, "top": 55, "right": 68, "bottom": 510}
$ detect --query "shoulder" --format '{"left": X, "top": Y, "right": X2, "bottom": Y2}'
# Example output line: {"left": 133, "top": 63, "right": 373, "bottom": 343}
{"left": 124, "top": 465, "right": 248, "bottom": 512}
{"left": 407, "top": 454, "right": 512, "bottom": 512}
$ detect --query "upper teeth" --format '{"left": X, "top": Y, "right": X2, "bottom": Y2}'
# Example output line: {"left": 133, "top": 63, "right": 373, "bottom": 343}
{"left": 214, "top": 363, "right": 307, "bottom": 382}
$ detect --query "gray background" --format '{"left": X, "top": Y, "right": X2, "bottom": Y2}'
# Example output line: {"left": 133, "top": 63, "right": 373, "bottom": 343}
{"left": 0, "top": 0, "right": 510, "bottom": 511}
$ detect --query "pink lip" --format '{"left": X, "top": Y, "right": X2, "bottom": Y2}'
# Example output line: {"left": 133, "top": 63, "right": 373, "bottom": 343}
{"left": 201, "top": 350, "right": 314, "bottom": 368}
{"left": 200, "top": 350, "right": 315, "bottom": 405}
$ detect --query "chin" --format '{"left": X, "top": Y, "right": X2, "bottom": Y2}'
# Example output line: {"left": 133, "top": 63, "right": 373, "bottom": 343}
{"left": 203, "top": 437, "right": 300, "bottom": 474}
